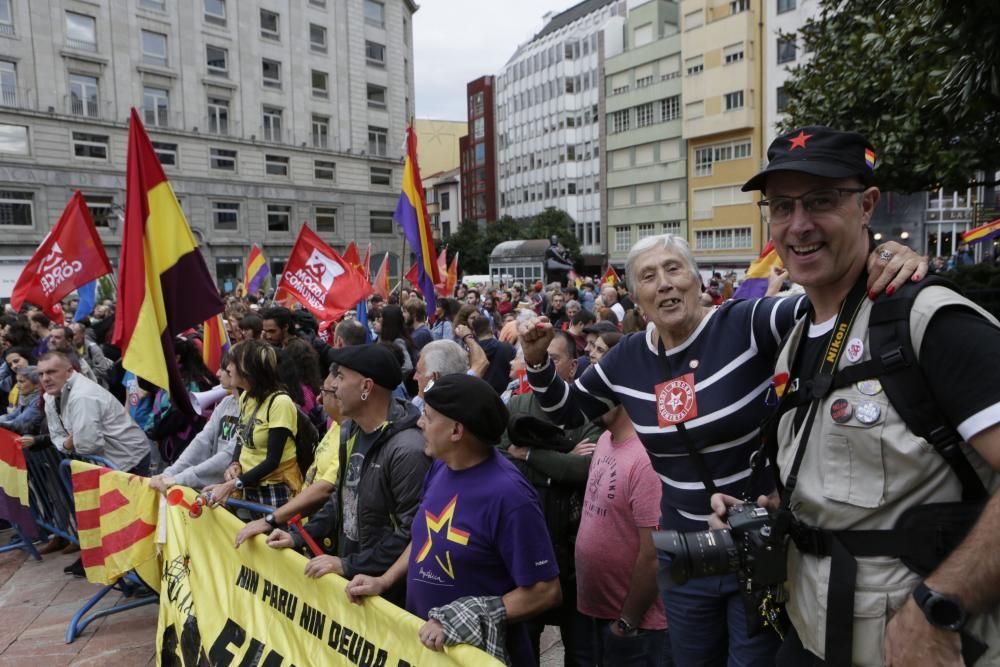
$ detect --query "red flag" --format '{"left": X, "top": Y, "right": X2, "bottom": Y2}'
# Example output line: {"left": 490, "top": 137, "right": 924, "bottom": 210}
{"left": 445, "top": 251, "right": 459, "bottom": 296}
{"left": 602, "top": 265, "right": 621, "bottom": 285}
{"left": 361, "top": 243, "right": 372, "bottom": 281}
{"left": 373, "top": 253, "right": 391, "bottom": 300}
{"left": 277, "top": 226, "right": 372, "bottom": 321}
{"left": 437, "top": 245, "right": 448, "bottom": 278}
{"left": 10, "top": 190, "right": 112, "bottom": 323}
{"left": 405, "top": 263, "right": 423, "bottom": 296}
{"left": 344, "top": 242, "right": 362, "bottom": 273}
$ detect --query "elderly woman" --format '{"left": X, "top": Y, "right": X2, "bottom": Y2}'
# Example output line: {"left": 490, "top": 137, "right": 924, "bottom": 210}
{"left": 204, "top": 340, "right": 302, "bottom": 509}
{"left": 0, "top": 365, "right": 43, "bottom": 434}
{"left": 519, "top": 234, "right": 924, "bottom": 667}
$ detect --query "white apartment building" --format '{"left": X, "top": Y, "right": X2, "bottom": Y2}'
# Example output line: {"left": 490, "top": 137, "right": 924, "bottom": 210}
{"left": 0, "top": 0, "right": 415, "bottom": 292}
{"left": 495, "top": 0, "right": 627, "bottom": 265}
{"left": 764, "top": 0, "right": 818, "bottom": 146}
{"left": 424, "top": 167, "right": 460, "bottom": 240}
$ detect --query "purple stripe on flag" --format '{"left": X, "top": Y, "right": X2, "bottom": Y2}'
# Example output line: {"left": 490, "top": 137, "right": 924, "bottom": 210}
{"left": 246, "top": 264, "right": 270, "bottom": 295}
{"left": 0, "top": 487, "right": 38, "bottom": 539}
{"left": 731, "top": 277, "right": 770, "bottom": 300}
{"left": 394, "top": 193, "right": 437, "bottom": 312}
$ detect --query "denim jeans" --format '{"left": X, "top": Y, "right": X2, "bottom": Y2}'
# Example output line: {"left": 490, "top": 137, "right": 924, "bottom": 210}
{"left": 573, "top": 615, "right": 672, "bottom": 667}
{"left": 659, "top": 555, "right": 780, "bottom": 667}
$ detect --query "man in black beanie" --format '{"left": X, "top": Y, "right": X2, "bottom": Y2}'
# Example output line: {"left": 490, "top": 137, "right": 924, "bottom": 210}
{"left": 346, "top": 374, "right": 562, "bottom": 664}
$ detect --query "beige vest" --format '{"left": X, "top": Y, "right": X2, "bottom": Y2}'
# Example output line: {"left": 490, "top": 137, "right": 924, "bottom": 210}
{"left": 774, "top": 286, "right": 1000, "bottom": 665}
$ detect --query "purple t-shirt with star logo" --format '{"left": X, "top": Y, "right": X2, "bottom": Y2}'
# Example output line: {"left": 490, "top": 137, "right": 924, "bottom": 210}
{"left": 406, "top": 449, "right": 559, "bottom": 665}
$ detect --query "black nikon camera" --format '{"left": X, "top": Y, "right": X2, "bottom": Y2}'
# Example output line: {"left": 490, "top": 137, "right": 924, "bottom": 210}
{"left": 654, "top": 503, "right": 789, "bottom": 589}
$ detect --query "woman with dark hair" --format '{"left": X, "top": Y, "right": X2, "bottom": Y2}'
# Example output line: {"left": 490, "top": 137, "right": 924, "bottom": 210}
{"left": 430, "top": 298, "right": 456, "bottom": 341}
{"left": 589, "top": 331, "right": 623, "bottom": 365}
{"left": 204, "top": 339, "right": 302, "bottom": 509}
{"left": 379, "top": 304, "right": 415, "bottom": 375}
{"left": 277, "top": 340, "right": 322, "bottom": 412}
{"left": 145, "top": 338, "right": 215, "bottom": 464}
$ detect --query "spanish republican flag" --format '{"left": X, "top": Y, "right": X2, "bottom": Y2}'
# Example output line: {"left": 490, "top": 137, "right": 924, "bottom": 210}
{"left": 113, "top": 109, "right": 224, "bottom": 415}
{"left": 394, "top": 125, "right": 441, "bottom": 312}
{"left": 202, "top": 312, "right": 231, "bottom": 374}
{"left": 71, "top": 460, "right": 159, "bottom": 588}
{"left": 732, "top": 240, "right": 784, "bottom": 299}
{"left": 244, "top": 244, "right": 269, "bottom": 295}
{"left": 0, "top": 428, "right": 37, "bottom": 538}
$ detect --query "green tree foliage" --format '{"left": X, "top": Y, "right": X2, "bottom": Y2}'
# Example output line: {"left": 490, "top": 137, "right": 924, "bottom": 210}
{"left": 442, "top": 208, "right": 579, "bottom": 275}
{"left": 782, "top": 0, "right": 1000, "bottom": 193}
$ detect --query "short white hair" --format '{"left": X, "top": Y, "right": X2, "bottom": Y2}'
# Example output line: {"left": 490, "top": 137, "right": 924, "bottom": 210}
{"left": 625, "top": 234, "right": 700, "bottom": 297}
{"left": 421, "top": 340, "right": 469, "bottom": 376}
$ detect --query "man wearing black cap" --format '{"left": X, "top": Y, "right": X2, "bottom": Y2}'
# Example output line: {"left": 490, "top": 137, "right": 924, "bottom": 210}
{"left": 265, "top": 344, "right": 429, "bottom": 605}
{"left": 346, "top": 374, "right": 561, "bottom": 665}
{"left": 711, "top": 126, "right": 1000, "bottom": 666}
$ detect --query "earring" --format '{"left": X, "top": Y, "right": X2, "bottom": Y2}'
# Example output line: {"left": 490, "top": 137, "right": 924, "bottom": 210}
{"left": 361, "top": 390, "right": 369, "bottom": 401}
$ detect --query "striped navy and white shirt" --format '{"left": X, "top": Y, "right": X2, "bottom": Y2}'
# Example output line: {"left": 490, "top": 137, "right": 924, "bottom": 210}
{"left": 528, "top": 296, "right": 807, "bottom": 532}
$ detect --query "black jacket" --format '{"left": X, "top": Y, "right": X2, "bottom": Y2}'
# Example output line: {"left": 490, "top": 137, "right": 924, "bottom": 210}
{"left": 295, "top": 398, "right": 429, "bottom": 603}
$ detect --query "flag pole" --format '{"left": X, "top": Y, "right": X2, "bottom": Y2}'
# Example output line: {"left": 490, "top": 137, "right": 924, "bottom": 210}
{"left": 400, "top": 235, "right": 408, "bottom": 288}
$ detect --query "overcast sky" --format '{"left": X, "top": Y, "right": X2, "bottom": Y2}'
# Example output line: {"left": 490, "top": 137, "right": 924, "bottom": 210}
{"left": 413, "top": 0, "right": 575, "bottom": 121}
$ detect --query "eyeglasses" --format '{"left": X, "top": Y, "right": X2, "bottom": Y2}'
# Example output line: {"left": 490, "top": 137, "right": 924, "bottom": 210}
{"left": 758, "top": 188, "right": 866, "bottom": 225}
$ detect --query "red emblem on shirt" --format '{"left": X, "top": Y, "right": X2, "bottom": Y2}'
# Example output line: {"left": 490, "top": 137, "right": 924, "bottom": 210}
{"left": 654, "top": 373, "right": 699, "bottom": 427}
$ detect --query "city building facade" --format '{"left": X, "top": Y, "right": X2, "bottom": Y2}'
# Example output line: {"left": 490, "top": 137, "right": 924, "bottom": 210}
{"left": 458, "top": 75, "right": 498, "bottom": 226}
{"left": 763, "top": 0, "right": 817, "bottom": 146}
{"left": 495, "top": 0, "right": 628, "bottom": 269}
{"left": 0, "top": 0, "right": 416, "bottom": 294}
{"left": 423, "top": 167, "right": 460, "bottom": 240}
{"left": 603, "top": 0, "right": 686, "bottom": 268}
{"left": 681, "top": 0, "right": 764, "bottom": 271}
{"left": 413, "top": 118, "right": 465, "bottom": 178}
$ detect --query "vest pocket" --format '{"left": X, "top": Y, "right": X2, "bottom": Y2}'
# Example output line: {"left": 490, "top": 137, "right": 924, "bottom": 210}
{"left": 850, "top": 589, "right": 889, "bottom": 667}
{"left": 822, "top": 432, "right": 886, "bottom": 508}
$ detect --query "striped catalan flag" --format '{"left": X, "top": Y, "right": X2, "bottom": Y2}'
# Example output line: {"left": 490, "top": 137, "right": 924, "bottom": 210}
{"left": 112, "top": 109, "right": 224, "bottom": 415}
{"left": 202, "top": 312, "right": 231, "bottom": 374}
{"left": 394, "top": 125, "right": 441, "bottom": 312}
{"left": 0, "top": 428, "right": 37, "bottom": 538}
{"left": 732, "top": 241, "right": 784, "bottom": 300}
{"left": 244, "top": 244, "right": 269, "bottom": 295}
{"left": 71, "top": 460, "right": 159, "bottom": 586}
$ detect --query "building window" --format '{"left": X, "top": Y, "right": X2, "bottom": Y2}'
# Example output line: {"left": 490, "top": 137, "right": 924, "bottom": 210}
{"left": 142, "top": 87, "right": 168, "bottom": 127}
{"left": 266, "top": 204, "right": 291, "bottom": 232}
{"left": 0, "top": 124, "right": 29, "bottom": 154}
{"left": 262, "top": 106, "right": 282, "bottom": 142}
{"left": 203, "top": 0, "right": 225, "bottom": 25}
{"left": 69, "top": 74, "right": 99, "bottom": 117}
{"left": 265, "top": 154, "right": 289, "bottom": 177}
{"left": 312, "top": 70, "right": 328, "bottom": 97}
{"left": 314, "top": 159, "right": 336, "bottom": 181}
{"left": 612, "top": 109, "right": 629, "bottom": 133}
{"left": 684, "top": 9, "right": 703, "bottom": 30}
{"left": 686, "top": 55, "right": 704, "bottom": 76}
{"left": 637, "top": 223, "right": 656, "bottom": 240}
{"left": 695, "top": 226, "right": 753, "bottom": 249}
{"left": 310, "top": 0, "right": 326, "bottom": 6}
{"left": 636, "top": 102, "right": 654, "bottom": 128}
{"left": 370, "top": 211, "right": 394, "bottom": 234}
{"left": 0, "top": 190, "right": 32, "bottom": 226}
{"left": 692, "top": 186, "right": 753, "bottom": 219}
{"left": 365, "top": 41, "right": 385, "bottom": 67}
{"left": 141, "top": 30, "right": 167, "bottom": 67}
{"left": 207, "top": 97, "right": 229, "bottom": 134}
{"left": 309, "top": 23, "right": 327, "bottom": 52}
{"left": 474, "top": 143, "right": 485, "bottom": 164}
{"left": 778, "top": 0, "right": 796, "bottom": 13}
{"left": 440, "top": 192, "right": 450, "bottom": 211}
{"left": 210, "top": 147, "right": 236, "bottom": 171}
{"left": 724, "top": 42, "right": 744, "bottom": 64}
{"left": 260, "top": 9, "right": 279, "bottom": 40}
{"left": 660, "top": 95, "right": 680, "bottom": 121}
{"left": 206, "top": 45, "right": 228, "bottom": 76}
{"left": 636, "top": 74, "right": 654, "bottom": 88}
{"left": 0, "top": 0, "right": 14, "bottom": 35}
{"left": 212, "top": 201, "right": 238, "bottom": 231}
{"left": 614, "top": 227, "right": 630, "bottom": 252}
{"left": 84, "top": 194, "right": 115, "bottom": 227}
{"left": 262, "top": 59, "right": 281, "bottom": 88}
{"left": 725, "top": 90, "right": 744, "bottom": 110}
{"left": 776, "top": 86, "right": 789, "bottom": 112}
{"left": 730, "top": 0, "right": 749, "bottom": 13}
{"left": 777, "top": 36, "right": 797, "bottom": 64}
{"left": 65, "top": 12, "right": 97, "bottom": 52}
{"left": 370, "top": 167, "right": 392, "bottom": 185}
{"left": 368, "top": 125, "right": 387, "bottom": 156}
{"left": 364, "top": 0, "right": 384, "bottom": 27}
{"left": 311, "top": 115, "right": 329, "bottom": 149}
{"left": 140, "top": 0, "right": 166, "bottom": 10}
{"left": 72, "top": 132, "right": 109, "bottom": 160}
{"left": 152, "top": 141, "right": 176, "bottom": 166}
{"left": 315, "top": 206, "right": 336, "bottom": 233}
{"left": 0, "top": 61, "right": 16, "bottom": 106}
{"left": 367, "top": 84, "right": 387, "bottom": 109}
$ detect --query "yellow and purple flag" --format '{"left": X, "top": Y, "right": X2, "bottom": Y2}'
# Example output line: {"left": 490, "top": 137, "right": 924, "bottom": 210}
{"left": 961, "top": 218, "right": 1000, "bottom": 245}
{"left": 202, "top": 313, "right": 231, "bottom": 374}
{"left": 732, "top": 241, "right": 784, "bottom": 299}
{"left": 394, "top": 126, "right": 441, "bottom": 311}
{"left": 71, "top": 460, "right": 159, "bottom": 587}
{"left": 0, "top": 428, "right": 37, "bottom": 538}
{"left": 244, "top": 244, "right": 269, "bottom": 295}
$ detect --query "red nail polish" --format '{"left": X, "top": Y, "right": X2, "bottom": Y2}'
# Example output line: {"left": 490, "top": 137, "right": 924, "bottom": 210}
{"left": 911, "top": 274, "right": 920, "bottom": 282}
{"left": 886, "top": 285, "right": 896, "bottom": 297}
{"left": 868, "top": 290, "right": 876, "bottom": 301}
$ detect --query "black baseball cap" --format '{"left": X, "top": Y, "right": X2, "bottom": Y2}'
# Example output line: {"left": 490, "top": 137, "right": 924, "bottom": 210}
{"left": 327, "top": 344, "right": 402, "bottom": 390}
{"left": 742, "top": 126, "right": 877, "bottom": 192}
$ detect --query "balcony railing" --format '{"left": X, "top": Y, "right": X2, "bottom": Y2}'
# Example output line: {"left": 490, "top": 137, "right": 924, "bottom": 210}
{"left": 0, "top": 84, "right": 16, "bottom": 107}
{"left": 65, "top": 38, "right": 97, "bottom": 53}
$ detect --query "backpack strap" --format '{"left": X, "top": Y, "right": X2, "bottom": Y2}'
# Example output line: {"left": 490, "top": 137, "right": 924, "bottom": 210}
{"left": 867, "top": 277, "right": 988, "bottom": 502}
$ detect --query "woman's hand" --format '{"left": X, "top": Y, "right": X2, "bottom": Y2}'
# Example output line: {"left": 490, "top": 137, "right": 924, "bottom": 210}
{"left": 867, "top": 241, "right": 928, "bottom": 298}
{"left": 202, "top": 479, "right": 238, "bottom": 508}
{"left": 517, "top": 316, "right": 554, "bottom": 366}
{"left": 149, "top": 475, "right": 176, "bottom": 494}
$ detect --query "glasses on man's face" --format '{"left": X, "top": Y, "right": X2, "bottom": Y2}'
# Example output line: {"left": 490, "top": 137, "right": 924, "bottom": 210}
{"left": 758, "top": 187, "right": 866, "bottom": 225}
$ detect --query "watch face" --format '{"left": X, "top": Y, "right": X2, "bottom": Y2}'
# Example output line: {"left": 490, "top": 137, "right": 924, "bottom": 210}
{"left": 929, "top": 597, "right": 965, "bottom": 630}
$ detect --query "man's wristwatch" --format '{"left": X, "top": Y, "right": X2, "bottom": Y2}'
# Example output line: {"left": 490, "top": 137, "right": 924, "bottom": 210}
{"left": 264, "top": 513, "right": 279, "bottom": 528}
{"left": 912, "top": 581, "right": 967, "bottom": 631}
{"left": 615, "top": 616, "right": 637, "bottom": 636}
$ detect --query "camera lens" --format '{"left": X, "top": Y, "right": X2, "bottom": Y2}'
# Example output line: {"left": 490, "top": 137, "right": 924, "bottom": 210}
{"left": 654, "top": 529, "right": 741, "bottom": 584}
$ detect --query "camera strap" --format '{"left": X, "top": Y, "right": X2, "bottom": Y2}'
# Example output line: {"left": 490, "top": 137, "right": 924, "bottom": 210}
{"left": 656, "top": 340, "right": 718, "bottom": 496}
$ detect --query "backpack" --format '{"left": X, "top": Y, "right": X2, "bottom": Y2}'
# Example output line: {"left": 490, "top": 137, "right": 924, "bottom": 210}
{"left": 265, "top": 392, "right": 321, "bottom": 476}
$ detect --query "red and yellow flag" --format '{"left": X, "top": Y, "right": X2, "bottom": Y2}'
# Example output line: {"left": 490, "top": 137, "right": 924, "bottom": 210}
{"left": 445, "top": 251, "right": 459, "bottom": 297}
{"left": 202, "top": 312, "right": 231, "bottom": 374}
{"left": 112, "top": 109, "right": 224, "bottom": 415}
{"left": 0, "top": 428, "right": 37, "bottom": 537}
{"left": 372, "top": 252, "right": 391, "bottom": 301}
{"left": 601, "top": 265, "right": 620, "bottom": 285}
{"left": 71, "top": 460, "right": 159, "bottom": 587}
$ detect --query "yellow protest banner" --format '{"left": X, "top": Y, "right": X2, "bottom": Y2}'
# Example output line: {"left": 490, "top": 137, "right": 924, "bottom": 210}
{"left": 156, "top": 486, "right": 501, "bottom": 666}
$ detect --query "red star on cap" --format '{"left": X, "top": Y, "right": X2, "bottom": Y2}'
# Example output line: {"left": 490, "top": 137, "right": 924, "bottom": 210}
{"left": 788, "top": 130, "right": 813, "bottom": 151}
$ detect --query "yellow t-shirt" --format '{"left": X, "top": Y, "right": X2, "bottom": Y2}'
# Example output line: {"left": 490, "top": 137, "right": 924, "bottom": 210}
{"left": 238, "top": 392, "right": 298, "bottom": 481}
{"left": 303, "top": 422, "right": 341, "bottom": 488}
